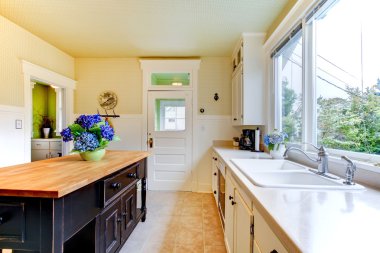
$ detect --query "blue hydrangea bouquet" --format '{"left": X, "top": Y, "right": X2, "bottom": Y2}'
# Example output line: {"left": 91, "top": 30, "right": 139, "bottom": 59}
{"left": 264, "top": 130, "right": 288, "bottom": 151}
{"left": 60, "top": 114, "right": 119, "bottom": 160}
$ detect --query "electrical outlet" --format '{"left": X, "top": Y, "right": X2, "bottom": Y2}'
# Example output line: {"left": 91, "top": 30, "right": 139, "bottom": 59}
{"left": 15, "top": 119, "right": 22, "bottom": 129}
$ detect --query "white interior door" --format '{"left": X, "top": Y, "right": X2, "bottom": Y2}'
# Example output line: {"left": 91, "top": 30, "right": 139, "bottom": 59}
{"left": 147, "top": 90, "right": 192, "bottom": 191}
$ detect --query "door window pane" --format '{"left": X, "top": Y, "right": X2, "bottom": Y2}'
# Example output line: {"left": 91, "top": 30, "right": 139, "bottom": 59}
{"left": 151, "top": 73, "right": 190, "bottom": 86}
{"left": 155, "top": 99, "right": 186, "bottom": 131}
{"left": 315, "top": 0, "right": 380, "bottom": 154}
{"left": 275, "top": 34, "right": 303, "bottom": 143}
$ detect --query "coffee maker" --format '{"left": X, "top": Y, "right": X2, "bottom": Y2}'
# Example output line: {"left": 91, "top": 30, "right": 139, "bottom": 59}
{"left": 239, "top": 129, "right": 254, "bottom": 150}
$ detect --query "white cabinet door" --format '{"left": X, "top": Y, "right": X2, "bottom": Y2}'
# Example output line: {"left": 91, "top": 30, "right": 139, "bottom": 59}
{"left": 232, "top": 65, "right": 243, "bottom": 125}
{"left": 254, "top": 240, "right": 262, "bottom": 253}
{"left": 225, "top": 175, "right": 235, "bottom": 253}
{"left": 211, "top": 153, "right": 218, "bottom": 204}
{"left": 235, "top": 189, "right": 253, "bottom": 253}
{"left": 31, "top": 150, "right": 49, "bottom": 161}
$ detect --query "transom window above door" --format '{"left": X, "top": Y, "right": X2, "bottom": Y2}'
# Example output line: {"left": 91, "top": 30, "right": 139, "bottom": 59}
{"left": 151, "top": 73, "right": 190, "bottom": 87}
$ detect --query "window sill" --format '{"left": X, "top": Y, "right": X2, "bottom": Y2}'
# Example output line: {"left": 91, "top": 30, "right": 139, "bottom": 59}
{"left": 301, "top": 150, "right": 380, "bottom": 189}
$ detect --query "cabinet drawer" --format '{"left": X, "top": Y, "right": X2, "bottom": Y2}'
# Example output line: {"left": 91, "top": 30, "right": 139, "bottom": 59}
{"left": 103, "top": 163, "right": 139, "bottom": 206}
{"left": 31, "top": 141, "right": 49, "bottom": 150}
{"left": 50, "top": 141, "right": 62, "bottom": 150}
{"left": 0, "top": 202, "right": 25, "bottom": 242}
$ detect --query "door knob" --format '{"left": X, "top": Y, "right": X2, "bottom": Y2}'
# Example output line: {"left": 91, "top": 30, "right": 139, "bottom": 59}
{"left": 148, "top": 138, "right": 153, "bottom": 148}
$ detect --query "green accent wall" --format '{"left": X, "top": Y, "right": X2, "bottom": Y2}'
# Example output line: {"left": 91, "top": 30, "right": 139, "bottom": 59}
{"left": 32, "top": 83, "right": 56, "bottom": 138}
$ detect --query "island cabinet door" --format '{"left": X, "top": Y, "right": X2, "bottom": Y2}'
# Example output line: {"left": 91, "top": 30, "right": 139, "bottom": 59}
{"left": 99, "top": 201, "right": 121, "bottom": 253}
{"left": 120, "top": 186, "right": 137, "bottom": 243}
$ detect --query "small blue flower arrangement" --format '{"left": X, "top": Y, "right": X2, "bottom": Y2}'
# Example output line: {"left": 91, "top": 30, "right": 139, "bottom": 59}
{"left": 264, "top": 129, "right": 288, "bottom": 151}
{"left": 60, "top": 114, "right": 119, "bottom": 153}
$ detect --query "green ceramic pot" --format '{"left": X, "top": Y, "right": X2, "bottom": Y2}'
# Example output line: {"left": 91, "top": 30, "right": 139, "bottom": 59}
{"left": 80, "top": 149, "right": 106, "bottom": 161}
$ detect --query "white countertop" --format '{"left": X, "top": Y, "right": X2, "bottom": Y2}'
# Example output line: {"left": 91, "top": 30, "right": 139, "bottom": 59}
{"left": 213, "top": 146, "right": 380, "bottom": 253}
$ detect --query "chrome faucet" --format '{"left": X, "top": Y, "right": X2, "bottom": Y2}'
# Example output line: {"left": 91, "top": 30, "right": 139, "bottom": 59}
{"left": 283, "top": 144, "right": 333, "bottom": 177}
{"left": 341, "top": 156, "right": 357, "bottom": 185}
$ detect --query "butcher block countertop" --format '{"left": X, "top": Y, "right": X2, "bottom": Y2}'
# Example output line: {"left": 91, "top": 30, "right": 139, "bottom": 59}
{"left": 0, "top": 150, "right": 149, "bottom": 198}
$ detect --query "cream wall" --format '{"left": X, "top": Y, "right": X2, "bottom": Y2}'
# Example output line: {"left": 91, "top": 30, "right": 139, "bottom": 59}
{"left": 74, "top": 57, "right": 232, "bottom": 115}
{"left": 74, "top": 58, "right": 142, "bottom": 114}
{"left": 0, "top": 15, "right": 74, "bottom": 107}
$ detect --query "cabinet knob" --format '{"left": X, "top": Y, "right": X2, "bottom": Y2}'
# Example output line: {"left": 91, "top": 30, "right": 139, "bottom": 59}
{"left": 233, "top": 118, "right": 237, "bottom": 121}
{"left": 111, "top": 182, "right": 122, "bottom": 189}
{"left": 127, "top": 173, "right": 137, "bottom": 179}
{"left": 231, "top": 201, "right": 236, "bottom": 205}
{"left": 213, "top": 191, "right": 217, "bottom": 195}
{"left": 270, "top": 250, "right": 278, "bottom": 253}
{"left": 229, "top": 195, "right": 233, "bottom": 200}
{"left": 214, "top": 157, "right": 217, "bottom": 161}
{"left": 122, "top": 212, "right": 127, "bottom": 217}
{"left": 214, "top": 172, "right": 217, "bottom": 176}
{"left": 117, "top": 218, "right": 122, "bottom": 222}
{"left": 0, "top": 216, "right": 4, "bottom": 225}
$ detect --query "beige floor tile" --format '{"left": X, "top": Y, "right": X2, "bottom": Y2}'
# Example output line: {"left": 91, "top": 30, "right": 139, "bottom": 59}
{"left": 122, "top": 191, "right": 226, "bottom": 253}
{"left": 203, "top": 215, "right": 222, "bottom": 230}
{"left": 204, "top": 245, "right": 227, "bottom": 253}
{"left": 204, "top": 228, "right": 225, "bottom": 246}
{"left": 182, "top": 206, "right": 203, "bottom": 216}
{"left": 141, "top": 242, "right": 175, "bottom": 253}
{"left": 176, "top": 226, "right": 204, "bottom": 246}
{"left": 178, "top": 215, "right": 203, "bottom": 230}
{"left": 174, "top": 243, "right": 204, "bottom": 253}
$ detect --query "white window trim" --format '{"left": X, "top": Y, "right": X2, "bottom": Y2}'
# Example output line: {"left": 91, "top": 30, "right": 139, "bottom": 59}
{"left": 266, "top": 0, "right": 380, "bottom": 181}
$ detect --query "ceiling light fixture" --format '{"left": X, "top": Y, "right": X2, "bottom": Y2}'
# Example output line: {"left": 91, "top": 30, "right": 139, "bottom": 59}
{"left": 172, "top": 82, "right": 182, "bottom": 86}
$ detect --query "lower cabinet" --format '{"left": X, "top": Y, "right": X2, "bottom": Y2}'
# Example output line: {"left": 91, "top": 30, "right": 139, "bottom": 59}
{"left": 225, "top": 174, "right": 253, "bottom": 253}
{"left": 99, "top": 186, "right": 137, "bottom": 253}
{"left": 224, "top": 171, "right": 288, "bottom": 253}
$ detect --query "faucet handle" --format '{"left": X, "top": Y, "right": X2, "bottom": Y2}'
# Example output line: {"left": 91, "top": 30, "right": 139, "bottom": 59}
{"left": 341, "top": 156, "right": 357, "bottom": 185}
{"left": 341, "top": 155, "right": 354, "bottom": 166}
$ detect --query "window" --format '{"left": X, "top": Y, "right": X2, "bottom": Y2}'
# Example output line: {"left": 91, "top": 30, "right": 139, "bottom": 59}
{"left": 313, "top": 0, "right": 380, "bottom": 155}
{"left": 273, "top": 0, "right": 380, "bottom": 162}
{"left": 274, "top": 30, "right": 303, "bottom": 143}
{"left": 155, "top": 99, "right": 186, "bottom": 131}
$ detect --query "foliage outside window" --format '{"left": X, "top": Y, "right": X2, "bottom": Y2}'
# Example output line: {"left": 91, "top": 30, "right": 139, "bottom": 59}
{"left": 314, "top": 0, "right": 380, "bottom": 155}
{"left": 274, "top": 0, "right": 380, "bottom": 160}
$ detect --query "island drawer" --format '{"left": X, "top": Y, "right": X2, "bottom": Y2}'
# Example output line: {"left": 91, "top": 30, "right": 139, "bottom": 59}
{"left": 102, "top": 162, "right": 139, "bottom": 207}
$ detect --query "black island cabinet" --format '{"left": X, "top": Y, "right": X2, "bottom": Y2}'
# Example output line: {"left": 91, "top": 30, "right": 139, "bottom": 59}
{"left": 0, "top": 157, "right": 147, "bottom": 253}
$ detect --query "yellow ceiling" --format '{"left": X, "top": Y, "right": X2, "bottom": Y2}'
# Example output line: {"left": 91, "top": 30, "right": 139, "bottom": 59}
{"left": 0, "top": 0, "right": 290, "bottom": 57}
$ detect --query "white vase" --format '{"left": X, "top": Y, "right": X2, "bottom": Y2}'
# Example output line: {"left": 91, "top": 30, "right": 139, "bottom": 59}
{"left": 270, "top": 144, "right": 286, "bottom": 159}
{"left": 43, "top": 128, "right": 50, "bottom": 138}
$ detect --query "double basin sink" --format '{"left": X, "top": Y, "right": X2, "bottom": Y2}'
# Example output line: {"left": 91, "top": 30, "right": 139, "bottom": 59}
{"left": 231, "top": 159, "right": 365, "bottom": 190}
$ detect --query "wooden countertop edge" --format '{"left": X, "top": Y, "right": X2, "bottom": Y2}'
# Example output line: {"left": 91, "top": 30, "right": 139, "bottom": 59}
{"left": 0, "top": 151, "right": 150, "bottom": 199}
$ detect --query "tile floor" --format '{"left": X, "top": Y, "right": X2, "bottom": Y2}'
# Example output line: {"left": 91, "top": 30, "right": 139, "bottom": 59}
{"left": 120, "top": 191, "right": 227, "bottom": 253}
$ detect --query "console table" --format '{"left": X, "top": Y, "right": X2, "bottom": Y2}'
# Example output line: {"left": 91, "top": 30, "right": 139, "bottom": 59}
{"left": 0, "top": 150, "right": 149, "bottom": 253}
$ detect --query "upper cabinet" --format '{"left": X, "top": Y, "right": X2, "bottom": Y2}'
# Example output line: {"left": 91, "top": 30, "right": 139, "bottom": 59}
{"left": 231, "top": 34, "right": 266, "bottom": 126}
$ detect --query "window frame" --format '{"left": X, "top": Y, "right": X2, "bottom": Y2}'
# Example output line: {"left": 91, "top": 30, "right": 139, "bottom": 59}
{"left": 272, "top": 0, "right": 380, "bottom": 168}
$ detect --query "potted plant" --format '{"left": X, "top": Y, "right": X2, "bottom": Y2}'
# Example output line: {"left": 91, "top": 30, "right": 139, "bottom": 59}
{"left": 40, "top": 116, "right": 53, "bottom": 138}
{"left": 60, "top": 114, "right": 119, "bottom": 161}
{"left": 264, "top": 129, "right": 288, "bottom": 159}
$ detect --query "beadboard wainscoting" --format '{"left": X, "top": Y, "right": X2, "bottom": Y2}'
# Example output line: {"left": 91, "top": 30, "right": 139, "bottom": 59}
{"left": 0, "top": 105, "right": 26, "bottom": 167}
{"left": 195, "top": 115, "right": 240, "bottom": 192}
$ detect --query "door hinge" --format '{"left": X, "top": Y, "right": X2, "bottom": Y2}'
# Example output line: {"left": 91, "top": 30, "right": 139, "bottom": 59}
{"left": 250, "top": 223, "right": 254, "bottom": 235}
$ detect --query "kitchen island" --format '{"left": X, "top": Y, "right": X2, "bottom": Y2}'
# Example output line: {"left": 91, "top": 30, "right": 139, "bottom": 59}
{"left": 0, "top": 150, "right": 149, "bottom": 253}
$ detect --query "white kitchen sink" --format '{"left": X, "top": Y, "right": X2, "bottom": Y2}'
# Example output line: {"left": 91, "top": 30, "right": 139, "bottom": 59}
{"left": 231, "top": 159, "right": 306, "bottom": 171}
{"left": 231, "top": 159, "right": 365, "bottom": 190}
